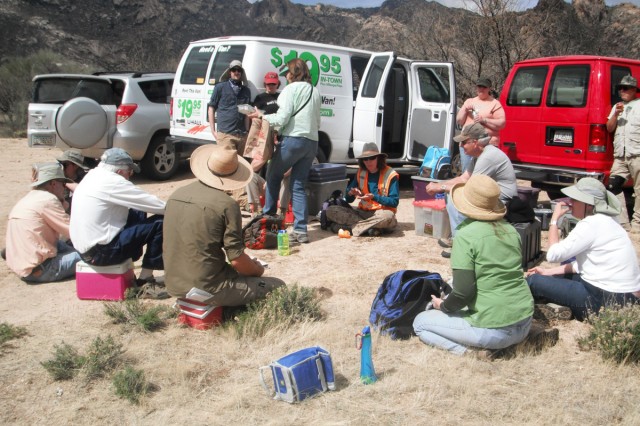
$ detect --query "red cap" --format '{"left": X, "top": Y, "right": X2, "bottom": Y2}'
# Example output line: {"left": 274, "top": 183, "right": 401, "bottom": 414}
{"left": 264, "top": 72, "right": 280, "bottom": 85}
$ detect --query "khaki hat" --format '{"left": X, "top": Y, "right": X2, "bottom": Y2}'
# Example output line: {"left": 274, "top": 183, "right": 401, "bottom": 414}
{"left": 616, "top": 75, "right": 638, "bottom": 90}
{"left": 190, "top": 144, "right": 253, "bottom": 191}
{"left": 561, "top": 177, "right": 621, "bottom": 216}
{"left": 356, "top": 142, "right": 387, "bottom": 159}
{"left": 101, "top": 148, "right": 140, "bottom": 173}
{"left": 453, "top": 123, "right": 489, "bottom": 143}
{"left": 476, "top": 77, "right": 492, "bottom": 88}
{"left": 31, "top": 162, "right": 73, "bottom": 187}
{"left": 451, "top": 174, "right": 506, "bottom": 221}
{"left": 57, "top": 149, "right": 89, "bottom": 170}
{"left": 220, "top": 60, "right": 248, "bottom": 85}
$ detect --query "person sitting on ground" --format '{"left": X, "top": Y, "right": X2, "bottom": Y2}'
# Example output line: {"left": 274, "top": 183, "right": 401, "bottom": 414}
{"left": 163, "top": 145, "right": 285, "bottom": 305}
{"left": 426, "top": 122, "right": 518, "bottom": 256}
{"left": 57, "top": 149, "right": 91, "bottom": 212}
{"left": 526, "top": 177, "right": 640, "bottom": 320}
{"left": 5, "top": 163, "right": 81, "bottom": 283}
{"left": 325, "top": 143, "right": 399, "bottom": 237}
{"left": 70, "top": 148, "right": 166, "bottom": 288}
{"left": 413, "top": 174, "right": 534, "bottom": 356}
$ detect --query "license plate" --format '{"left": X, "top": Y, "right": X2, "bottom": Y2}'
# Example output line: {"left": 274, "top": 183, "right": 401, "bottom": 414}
{"left": 552, "top": 129, "right": 573, "bottom": 144}
{"left": 31, "top": 134, "right": 55, "bottom": 147}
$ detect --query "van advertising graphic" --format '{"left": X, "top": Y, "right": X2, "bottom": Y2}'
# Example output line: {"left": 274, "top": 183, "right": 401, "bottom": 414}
{"left": 270, "top": 47, "right": 343, "bottom": 89}
{"left": 175, "top": 99, "right": 203, "bottom": 120}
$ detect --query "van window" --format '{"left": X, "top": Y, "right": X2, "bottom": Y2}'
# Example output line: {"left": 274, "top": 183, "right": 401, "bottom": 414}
{"left": 506, "top": 66, "right": 547, "bottom": 106}
{"left": 208, "top": 45, "right": 247, "bottom": 85}
{"left": 546, "top": 65, "right": 590, "bottom": 107}
{"left": 611, "top": 66, "right": 632, "bottom": 105}
{"left": 417, "top": 66, "right": 450, "bottom": 103}
{"left": 351, "top": 56, "right": 370, "bottom": 100}
{"left": 361, "top": 56, "right": 389, "bottom": 98}
{"left": 180, "top": 45, "right": 215, "bottom": 85}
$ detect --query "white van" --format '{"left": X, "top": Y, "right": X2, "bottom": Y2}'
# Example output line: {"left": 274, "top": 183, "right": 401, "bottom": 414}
{"left": 169, "top": 36, "right": 456, "bottom": 171}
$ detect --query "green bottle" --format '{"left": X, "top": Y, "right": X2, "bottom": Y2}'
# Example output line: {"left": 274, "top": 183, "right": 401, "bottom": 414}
{"left": 277, "top": 230, "right": 290, "bottom": 256}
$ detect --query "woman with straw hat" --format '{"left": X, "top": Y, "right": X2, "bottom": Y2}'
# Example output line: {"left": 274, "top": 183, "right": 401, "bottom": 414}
{"left": 413, "top": 174, "right": 534, "bottom": 356}
{"left": 526, "top": 177, "right": 640, "bottom": 320}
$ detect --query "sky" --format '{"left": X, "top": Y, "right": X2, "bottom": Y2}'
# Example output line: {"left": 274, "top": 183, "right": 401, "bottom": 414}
{"left": 255, "top": 0, "right": 640, "bottom": 9}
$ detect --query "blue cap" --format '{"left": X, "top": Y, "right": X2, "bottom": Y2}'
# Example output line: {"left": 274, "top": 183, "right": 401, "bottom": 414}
{"left": 101, "top": 148, "right": 140, "bottom": 173}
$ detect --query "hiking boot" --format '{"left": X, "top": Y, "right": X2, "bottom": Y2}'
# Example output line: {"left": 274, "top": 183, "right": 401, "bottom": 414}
{"left": 534, "top": 303, "right": 572, "bottom": 321}
{"left": 438, "top": 237, "right": 452, "bottom": 248}
{"left": 291, "top": 231, "right": 310, "bottom": 244}
{"left": 329, "top": 223, "right": 341, "bottom": 234}
{"left": 136, "top": 283, "right": 169, "bottom": 300}
{"left": 441, "top": 249, "right": 451, "bottom": 259}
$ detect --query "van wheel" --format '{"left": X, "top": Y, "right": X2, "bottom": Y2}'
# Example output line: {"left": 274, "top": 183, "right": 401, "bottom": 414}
{"left": 141, "top": 135, "right": 178, "bottom": 180}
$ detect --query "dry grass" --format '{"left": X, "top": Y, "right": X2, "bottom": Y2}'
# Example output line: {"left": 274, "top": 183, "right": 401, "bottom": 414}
{"left": 1, "top": 139, "right": 640, "bottom": 424}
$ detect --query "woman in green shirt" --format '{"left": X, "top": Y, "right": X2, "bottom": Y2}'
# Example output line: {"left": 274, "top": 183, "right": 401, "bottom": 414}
{"left": 413, "top": 174, "right": 534, "bottom": 355}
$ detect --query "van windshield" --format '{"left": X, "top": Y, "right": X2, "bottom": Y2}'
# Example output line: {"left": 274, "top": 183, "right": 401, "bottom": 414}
{"left": 546, "top": 65, "right": 590, "bottom": 107}
{"left": 506, "top": 66, "right": 547, "bottom": 106}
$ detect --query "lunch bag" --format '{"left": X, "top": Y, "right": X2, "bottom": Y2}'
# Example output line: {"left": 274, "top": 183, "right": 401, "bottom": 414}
{"left": 419, "top": 146, "right": 452, "bottom": 180}
{"left": 259, "top": 346, "right": 335, "bottom": 403}
{"left": 242, "top": 214, "right": 285, "bottom": 250}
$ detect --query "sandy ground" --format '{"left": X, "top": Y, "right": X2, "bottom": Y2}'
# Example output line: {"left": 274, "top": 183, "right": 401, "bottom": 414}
{"left": 1, "top": 139, "right": 639, "bottom": 425}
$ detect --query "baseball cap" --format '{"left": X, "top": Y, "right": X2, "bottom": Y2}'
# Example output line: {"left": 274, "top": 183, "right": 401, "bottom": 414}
{"left": 453, "top": 123, "right": 489, "bottom": 143}
{"left": 101, "top": 148, "right": 140, "bottom": 173}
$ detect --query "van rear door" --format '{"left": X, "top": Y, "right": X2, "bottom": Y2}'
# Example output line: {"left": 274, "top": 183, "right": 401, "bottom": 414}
{"left": 407, "top": 62, "right": 455, "bottom": 161}
{"left": 353, "top": 53, "right": 395, "bottom": 157}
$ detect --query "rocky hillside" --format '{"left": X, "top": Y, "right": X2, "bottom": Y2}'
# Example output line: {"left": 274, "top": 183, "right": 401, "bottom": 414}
{"left": 2, "top": 0, "right": 639, "bottom": 96}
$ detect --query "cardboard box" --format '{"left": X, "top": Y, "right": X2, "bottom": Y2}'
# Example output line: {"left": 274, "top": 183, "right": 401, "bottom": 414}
{"left": 306, "top": 179, "right": 349, "bottom": 216}
{"left": 76, "top": 259, "right": 135, "bottom": 301}
{"left": 176, "top": 298, "right": 223, "bottom": 330}
{"left": 414, "top": 204, "right": 450, "bottom": 239}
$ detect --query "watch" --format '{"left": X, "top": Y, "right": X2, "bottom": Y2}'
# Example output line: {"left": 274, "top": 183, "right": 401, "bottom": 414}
{"left": 440, "top": 184, "right": 447, "bottom": 191}
{"left": 549, "top": 220, "right": 558, "bottom": 226}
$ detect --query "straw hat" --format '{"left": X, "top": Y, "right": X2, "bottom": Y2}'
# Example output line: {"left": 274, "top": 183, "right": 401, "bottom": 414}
{"left": 190, "top": 145, "right": 253, "bottom": 191}
{"left": 356, "top": 142, "right": 387, "bottom": 159}
{"left": 561, "top": 177, "right": 621, "bottom": 216}
{"left": 31, "top": 162, "right": 73, "bottom": 187}
{"left": 450, "top": 174, "right": 506, "bottom": 221}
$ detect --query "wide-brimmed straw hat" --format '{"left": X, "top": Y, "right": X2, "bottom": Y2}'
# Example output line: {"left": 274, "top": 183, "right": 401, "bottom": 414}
{"left": 219, "top": 60, "right": 248, "bottom": 85}
{"left": 356, "top": 142, "right": 387, "bottom": 159}
{"left": 190, "top": 145, "right": 253, "bottom": 191}
{"left": 561, "top": 177, "right": 621, "bottom": 216}
{"left": 451, "top": 174, "right": 506, "bottom": 221}
{"left": 31, "top": 162, "right": 73, "bottom": 187}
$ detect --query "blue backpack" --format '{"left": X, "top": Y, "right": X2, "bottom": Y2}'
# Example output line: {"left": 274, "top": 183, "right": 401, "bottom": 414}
{"left": 369, "top": 270, "right": 451, "bottom": 340}
{"left": 419, "top": 146, "right": 452, "bottom": 180}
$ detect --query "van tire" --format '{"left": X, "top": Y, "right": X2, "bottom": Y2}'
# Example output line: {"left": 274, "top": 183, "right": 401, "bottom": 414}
{"left": 141, "top": 135, "right": 178, "bottom": 180}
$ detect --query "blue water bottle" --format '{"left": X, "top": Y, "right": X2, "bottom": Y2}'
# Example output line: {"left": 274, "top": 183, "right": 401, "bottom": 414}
{"left": 356, "top": 325, "right": 377, "bottom": 384}
{"left": 277, "top": 230, "right": 290, "bottom": 256}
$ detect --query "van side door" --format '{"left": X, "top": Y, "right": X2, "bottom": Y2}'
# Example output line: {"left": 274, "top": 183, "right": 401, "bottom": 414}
{"left": 353, "top": 53, "right": 395, "bottom": 157}
{"left": 407, "top": 62, "right": 455, "bottom": 161}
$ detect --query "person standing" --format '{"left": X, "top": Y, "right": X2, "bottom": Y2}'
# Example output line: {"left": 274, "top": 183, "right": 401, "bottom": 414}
{"left": 606, "top": 75, "right": 640, "bottom": 233}
{"left": 456, "top": 77, "right": 506, "bottom": 171}
{"left": 249, "top": 59, "right": 321, "bottom": 244}
{"left": 5, "top": 163, "right": 81, "bottom": 283}
{"left": 164, "top": 144, "right": 285, "bottom": 305}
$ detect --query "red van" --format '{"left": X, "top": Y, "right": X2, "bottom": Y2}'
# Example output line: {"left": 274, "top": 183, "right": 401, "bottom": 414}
{"left": 499, "top": 55, "right": 640, "bottom": 196}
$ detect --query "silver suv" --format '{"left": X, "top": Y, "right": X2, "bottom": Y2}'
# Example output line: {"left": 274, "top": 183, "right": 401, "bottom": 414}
{"left": 27, "top": 72, "right": 178, "bottom": 180}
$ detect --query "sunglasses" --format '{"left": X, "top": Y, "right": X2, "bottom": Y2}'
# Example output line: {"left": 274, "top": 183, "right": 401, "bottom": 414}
{"left": 230, "top": 68, "right": 243, "bottom": 73}
{"left": 619, "top": 86, "right": 635, "bottom": 91}
{"left": 363, "top": 156, "right": 378, "bottom": 162}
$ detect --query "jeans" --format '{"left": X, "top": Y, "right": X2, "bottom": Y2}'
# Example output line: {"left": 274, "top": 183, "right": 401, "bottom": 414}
{"left": 413, "top": 310, "right": 532, "bottom": 355}
{"left": 264, "top": 136, "right": 318, "bottom": 234}
{"left": 22, "top": 240, "right": 81, "bottom": 284}
{"left": 83, "top": 210, "right": 164, "bottom": 270}
{"left": 526, "top": 273, "right": 639, "bottom": 321}
{"left": 446, "top": 193, "right": 467, "bottom": 237}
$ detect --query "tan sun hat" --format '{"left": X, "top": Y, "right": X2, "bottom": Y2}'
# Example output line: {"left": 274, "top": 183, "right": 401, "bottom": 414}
{"left": 190, "top": 144, "right": 253, "bottom": 191}
{"left": 356, "top": 142, "right": 387, "bottom": 159}
{"left": 57, "top": 149, "right": 89, "bottom": 170}
{"left": 561, "top": 177, "right": 621, "bottom": 216}
{"left": 219, "top": 60, "right": 248, "bottom": 85}
{"left": 31, "top": 162, "right": 73, "bottom": 187}
{"left": 451, "top": 174, "right": 506, "bottom": 221}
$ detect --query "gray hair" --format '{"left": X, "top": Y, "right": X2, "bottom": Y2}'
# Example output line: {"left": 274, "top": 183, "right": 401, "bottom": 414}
{"left": 98, "top": 162, "right": 129, "bottom": 173}
{"left": 477, "top": 136, "right": 491, "bottom": 147}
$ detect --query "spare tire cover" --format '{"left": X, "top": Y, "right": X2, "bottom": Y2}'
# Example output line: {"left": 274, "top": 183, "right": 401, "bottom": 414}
{"left": 56, "top": 97, "right": 108, "bottom": 149}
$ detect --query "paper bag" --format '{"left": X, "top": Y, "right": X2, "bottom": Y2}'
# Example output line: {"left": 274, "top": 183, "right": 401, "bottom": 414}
{"left": 244, "top": 118, "right": 274, "bottom": 170}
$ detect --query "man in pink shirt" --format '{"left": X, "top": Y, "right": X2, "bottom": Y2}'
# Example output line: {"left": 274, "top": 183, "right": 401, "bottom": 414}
{"left": 5, "top": 163, "right": 81, "bottom": 283}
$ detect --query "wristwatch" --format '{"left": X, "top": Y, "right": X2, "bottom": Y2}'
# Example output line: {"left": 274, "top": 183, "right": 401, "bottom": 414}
{"left": 440, "top": 184, "right": 447, "bottom": 191}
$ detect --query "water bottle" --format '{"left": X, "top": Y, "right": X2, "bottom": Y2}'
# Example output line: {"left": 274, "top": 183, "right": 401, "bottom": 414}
{"left": 356, "top": 325, "right": 377, "bottom": 384}
{"left": 277, "top": 230, "right": 290, "bottom": 256}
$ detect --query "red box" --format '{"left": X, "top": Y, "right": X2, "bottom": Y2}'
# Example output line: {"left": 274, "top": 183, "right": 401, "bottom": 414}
{"left": 76, "top": 259, "right": 135, "bottom": 301}
{"left": 176, "top": 298, "right": 223, "bottom": 330}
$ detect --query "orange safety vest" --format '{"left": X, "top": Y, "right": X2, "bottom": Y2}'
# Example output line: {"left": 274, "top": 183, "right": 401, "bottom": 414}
{"left": 357, "top": 166, "right": 398, "bottom": 213}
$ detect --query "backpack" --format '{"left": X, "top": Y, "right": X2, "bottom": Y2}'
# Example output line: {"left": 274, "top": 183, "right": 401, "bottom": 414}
{"left": 419, "top": 146, "right": 452, "bottom": 180}
{"left": 242, "top": 214, "right": 285, "bottom": 250}
{"left": 319, "top": 189, "right": 353, "bottom": 230}
{"left": 369, "top": 270, "right": 451, "bottom": 340}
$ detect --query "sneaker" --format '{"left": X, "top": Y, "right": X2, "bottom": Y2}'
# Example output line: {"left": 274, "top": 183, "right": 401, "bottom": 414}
{"left": 291, "top": 231, "right": 310, "bottom": 244}
{"left": 441, "top": 249, "right": 451, "bottom": 259}
{"left": 438, "top": 237, "right": 452, "bottom": 248}
{"left": 136, "top": 283, "right": 169, "bottom": 300}
{"left": 534, "top": 303, "right": 572, "bottom": 321}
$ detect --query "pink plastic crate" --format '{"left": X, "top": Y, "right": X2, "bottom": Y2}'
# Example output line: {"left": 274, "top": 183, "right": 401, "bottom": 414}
{"left": 75, "top": 259, "right": 135, "bottom": 301}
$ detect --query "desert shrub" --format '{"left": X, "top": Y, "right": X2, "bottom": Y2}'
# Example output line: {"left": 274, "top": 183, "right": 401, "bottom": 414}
{"left": 103, "top": 299, "right": 171, "bottom": 332}
{"left": 41, "top": 342, "right": 86, "bottom": 381}
{"left": 0, "top": 322, "right": 28, "bottom": 346}
{"left": 578, "top": 304, "right": 640, "bottom": 364}
{"left": 83, "top": 336, "right": 124, "bottom": 381}
{"left": 112, "top": 366, "right": 150, "bottom": 404}
{"left": 232, "top": 284, "right": 324, "bottom": 338}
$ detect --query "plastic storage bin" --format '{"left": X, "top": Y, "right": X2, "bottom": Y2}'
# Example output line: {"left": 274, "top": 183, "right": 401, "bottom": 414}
{"left": 534, "top": 208, "right": 553, "bottom": 231}
{"left": 411, "top": 176, "right": 441, "bottom": 202}
{"left": 306, "top": 179, "right": 349, "bottom": 216}
{"left": 176, "top": 298, "right": 223, "bottom": 330}
{"left": 517, "top": 186, "right": 541, "bottom": 209}
{"left": 76, "top": 259, "right": 135, "bottom": 301}
{"left": 308, "top": 163, "right": 347, "bottom": 183}
{"left": 511, "top": 221, "right": 543, "bottom": 269}
{"left": 413, "top": 202, "right": 450, "bottom": 239}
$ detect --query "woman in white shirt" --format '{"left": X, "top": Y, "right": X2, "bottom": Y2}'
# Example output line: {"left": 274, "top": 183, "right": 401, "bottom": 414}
{"left": 526, "top": 177, "right": 640, "bottom": 320}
